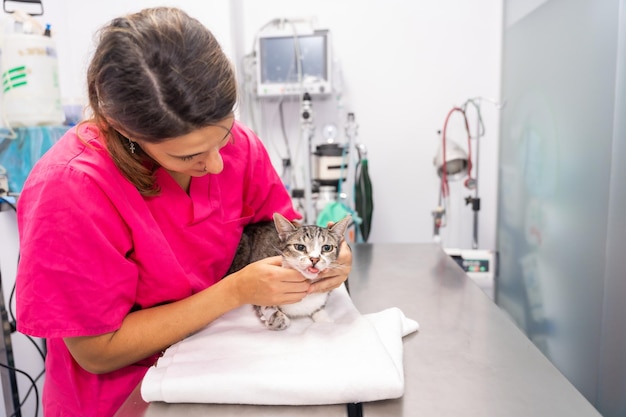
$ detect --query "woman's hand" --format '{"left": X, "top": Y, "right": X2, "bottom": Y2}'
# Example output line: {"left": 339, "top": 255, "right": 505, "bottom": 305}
{"left": 65, "top": 256, "right": 313, "bottom": 375}
{"left": 308, "top": 240, "right": 352, "bottom": 294}
{"left": 231, "top": 256, "right": 311, "bottom": 306}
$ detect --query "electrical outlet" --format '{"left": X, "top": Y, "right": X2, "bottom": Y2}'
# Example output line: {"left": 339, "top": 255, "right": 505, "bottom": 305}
{"left": 444, "top": 248, "right": 497, "bottom": 300}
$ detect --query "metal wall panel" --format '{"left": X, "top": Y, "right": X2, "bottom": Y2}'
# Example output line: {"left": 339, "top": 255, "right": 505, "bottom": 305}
{"left": 497, "top": 0, "right": 624, "bottom": 414}
{"left": 597, "top": 1, "right": 626, "bottom": 414}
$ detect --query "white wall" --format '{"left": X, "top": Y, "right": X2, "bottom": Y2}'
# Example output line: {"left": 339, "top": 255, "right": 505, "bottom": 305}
{"left": 21, "top": 0, "right": 233, "bottom": 104}
{"left": 9, "top": 0, "right": 503, "bottom": 249}
{"left": 234, "top": 0, "right": 503, "bottom": 248}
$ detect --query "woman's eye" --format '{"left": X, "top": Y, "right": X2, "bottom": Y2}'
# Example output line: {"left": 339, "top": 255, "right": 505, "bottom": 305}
{"left": 294, "top": 244, "right": 306, "bottom": 251}
{"left": 322, "top": 244, "right": 333, "bottom": 252}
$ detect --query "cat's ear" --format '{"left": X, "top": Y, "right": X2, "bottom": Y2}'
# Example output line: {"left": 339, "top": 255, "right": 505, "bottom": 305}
{"left": 329, "top": 215, "right": 352, "bottom": 238}
{"left": 273, "top": 213, "right": 297, "bottom": 241}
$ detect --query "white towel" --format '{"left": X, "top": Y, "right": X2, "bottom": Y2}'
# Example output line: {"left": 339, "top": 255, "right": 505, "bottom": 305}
{"left": 141, "top": 284, "right": 419, "bottom": 405}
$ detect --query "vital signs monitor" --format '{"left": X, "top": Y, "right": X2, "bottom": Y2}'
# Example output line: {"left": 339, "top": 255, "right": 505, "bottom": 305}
{"left": 256, "top": 29, "right": 332, "bottom": 97}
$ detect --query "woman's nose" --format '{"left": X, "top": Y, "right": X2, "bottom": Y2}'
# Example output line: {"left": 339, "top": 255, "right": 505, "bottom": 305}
{"left": 204, "top": 149, "right": 224, "bottom": 174}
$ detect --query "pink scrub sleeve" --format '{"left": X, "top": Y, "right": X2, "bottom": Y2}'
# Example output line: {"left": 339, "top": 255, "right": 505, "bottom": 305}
{"left": 16, "top": 158, "right": 139, "bottom": 337}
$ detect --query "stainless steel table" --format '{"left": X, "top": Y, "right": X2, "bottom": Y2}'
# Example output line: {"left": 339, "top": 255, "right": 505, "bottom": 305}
{"left": 116, "top": 243, "right": 601, "bottom": 416}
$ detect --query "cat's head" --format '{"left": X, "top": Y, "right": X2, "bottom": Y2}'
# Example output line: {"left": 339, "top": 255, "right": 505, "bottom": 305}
{"left": 273, "top": 213, "right": 351, "bottom": 280}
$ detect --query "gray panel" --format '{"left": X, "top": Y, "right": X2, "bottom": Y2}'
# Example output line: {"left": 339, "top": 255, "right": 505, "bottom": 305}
{"left": 597, "top": 0, "right": 626, "bottom": 414}
{"left": 497, "top": 0, "right": 620, "bottom": 413}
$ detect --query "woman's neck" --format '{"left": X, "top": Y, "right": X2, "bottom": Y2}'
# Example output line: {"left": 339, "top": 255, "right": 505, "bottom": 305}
{"left": 167, "top": 170, "right": 191, "bottom": 193}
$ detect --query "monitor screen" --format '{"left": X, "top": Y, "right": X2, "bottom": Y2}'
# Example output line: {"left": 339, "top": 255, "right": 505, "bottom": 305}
{"left": 256, "top": 30, "right": 331, "bottom": 97}
{"left": 260, "top": 34, "right": 327, "bottom": 83}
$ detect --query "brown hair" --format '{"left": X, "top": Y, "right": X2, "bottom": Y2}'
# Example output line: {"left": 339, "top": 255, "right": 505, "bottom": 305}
{"left": 86, "top": 7, "right": 237, "bottom": 195}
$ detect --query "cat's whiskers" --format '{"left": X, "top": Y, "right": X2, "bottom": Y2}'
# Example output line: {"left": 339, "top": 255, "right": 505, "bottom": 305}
{"left": 229, "top": 213, "right": 352, "bottom": 330}
{"left": 326, "top": 263, "right": 348, "bottom": 272}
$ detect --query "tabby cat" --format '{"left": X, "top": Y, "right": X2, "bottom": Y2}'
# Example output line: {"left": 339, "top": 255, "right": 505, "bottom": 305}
{"left": 227, "top": 213, "right": 351, "bottom": 330}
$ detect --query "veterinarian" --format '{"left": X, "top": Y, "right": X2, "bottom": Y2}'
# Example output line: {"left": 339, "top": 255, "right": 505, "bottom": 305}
{"left": 14, "top": 7, "right": 352, "bottom": 417}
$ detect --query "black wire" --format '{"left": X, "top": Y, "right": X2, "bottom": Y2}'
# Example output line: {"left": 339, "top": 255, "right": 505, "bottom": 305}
{"left": 1, "top": 197, "right": 45, "bottom": 416}
{"left": 16, "top": 369, "right": 44, "bottom": 416}
{"left": 1, "top": 200, "right": 46, "bottom": 362}
{"left": 0, "top": 362, "right": 40, "bottom": 417}
{"left": 8, "top": 282, "right": 46, "bottom": 362}
{"left": 277, "top": 97, "right": 293, "bottom": 162}
{"left": 277, "top": 97, "right": 297, "bottom": 187}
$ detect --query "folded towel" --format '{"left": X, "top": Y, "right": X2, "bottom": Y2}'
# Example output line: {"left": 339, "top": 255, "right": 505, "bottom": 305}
{"left": 141, "top": 284, "right": 419, "bottom": 405}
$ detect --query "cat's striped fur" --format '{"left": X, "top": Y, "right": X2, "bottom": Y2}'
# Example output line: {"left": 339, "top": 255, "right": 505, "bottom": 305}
{"left": 227, "top": 213, "right": 351, "bottom": 330}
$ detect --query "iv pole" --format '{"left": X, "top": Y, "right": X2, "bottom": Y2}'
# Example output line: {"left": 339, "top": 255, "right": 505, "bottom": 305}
{"left": 466, "top": 105, "right": 481, "bottom": 250}
{"left": 463, "top": 97, "right": 504, "bottom": 249}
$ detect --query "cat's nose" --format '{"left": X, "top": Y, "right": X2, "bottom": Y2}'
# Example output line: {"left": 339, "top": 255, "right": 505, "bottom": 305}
{"left": 310, "top": 257, "right": 320, "bottom": 266}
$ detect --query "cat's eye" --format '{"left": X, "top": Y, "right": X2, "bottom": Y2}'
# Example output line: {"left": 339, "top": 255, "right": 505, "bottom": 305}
{"left": 294, "top": 244, "right": 306, "bottom": 252}
{"left": 322, "top": 244, "right": 333, "bottom": 252}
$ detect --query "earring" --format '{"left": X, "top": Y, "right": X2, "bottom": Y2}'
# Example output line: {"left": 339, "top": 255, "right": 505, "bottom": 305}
{"left": 129, "top": 140, "right": 136, "bottom": 154}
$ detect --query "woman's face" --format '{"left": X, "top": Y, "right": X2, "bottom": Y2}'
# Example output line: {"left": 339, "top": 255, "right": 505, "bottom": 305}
{"left": 136, "top": 115, "right": 235, "bottom": 177}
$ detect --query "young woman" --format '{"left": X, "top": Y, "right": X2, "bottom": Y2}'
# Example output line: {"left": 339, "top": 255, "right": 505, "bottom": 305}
{"left": 15, "top": 7, "right": 351, "bottom": 417}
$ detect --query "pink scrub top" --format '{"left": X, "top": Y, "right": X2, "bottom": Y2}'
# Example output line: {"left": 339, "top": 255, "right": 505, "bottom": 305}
{"left": 15, "top": 121, "right": 299, "bottom": 417}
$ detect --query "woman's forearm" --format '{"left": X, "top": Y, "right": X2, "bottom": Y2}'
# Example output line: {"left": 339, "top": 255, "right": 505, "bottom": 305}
{"left": 63, "top": 256, "right": 311, "bottom": 374}
{"left": 64, "top": 277, "right": 241, "bottom": 374}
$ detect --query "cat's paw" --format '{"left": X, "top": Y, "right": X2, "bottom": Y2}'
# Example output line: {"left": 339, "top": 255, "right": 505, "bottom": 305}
{"left": 311, "top": 309, "right": 333, "bottom": 323}
{"left": 266, "top": 310, "right": 290, "bottom": 330}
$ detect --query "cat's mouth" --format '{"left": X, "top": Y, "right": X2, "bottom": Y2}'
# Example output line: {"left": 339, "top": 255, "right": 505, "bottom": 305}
{"left": 307, "top": 267, "right": 320, "bottom": 275}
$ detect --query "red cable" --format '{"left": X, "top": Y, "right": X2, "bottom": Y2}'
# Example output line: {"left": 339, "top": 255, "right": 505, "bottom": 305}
{"left": 440, "top": 107, "right": 473, "bottom": 198}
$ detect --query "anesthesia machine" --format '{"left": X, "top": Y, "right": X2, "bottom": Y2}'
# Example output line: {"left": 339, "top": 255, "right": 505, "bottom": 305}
{"left": 243, "top": 18, "right": 373, "bottom": 241}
